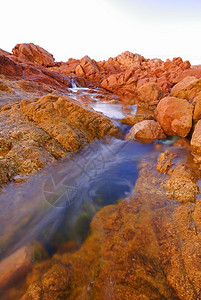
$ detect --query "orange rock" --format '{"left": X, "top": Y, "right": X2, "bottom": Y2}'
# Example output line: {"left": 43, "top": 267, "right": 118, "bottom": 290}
{"left": 193, "top": 92, "right": 201, "bottom": 122}
{"left": 125, "top": 120, "right": 166, "bottom": 141}
{"left": 12, "top": 43, "right": 55, "bottom": 67}
{"left": 120, "top": 113, "right": 154, "bottom": 126}
{"left": 171, "top": 75, "right": 198, "bottom": 95}
{"left": 75, "top": 55, "right": 101, "bottom": 81}
{"left": 171, "top": 76, "right": 201, "bottom": 100}
{"left": 174, "top": 67, "right": 201, "bottom": 83}
{"left": 20, "top": 94, "right": 119, "bottom": 152}
{"left": 155, "top": 96, "right": 193, "bottom": 137}
{"left": 137, "top": 82, "right": 164, "bottom": 108}
{"left": 116, "top": 51, "right": 144, "bottom": 68}
{"left": 191, "top": 120, "right": 201, "bottom": 159}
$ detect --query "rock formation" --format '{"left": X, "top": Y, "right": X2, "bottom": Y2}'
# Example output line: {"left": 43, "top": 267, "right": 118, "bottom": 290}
{"left": 1, "top": 42, "right": 201, "bottom": 299}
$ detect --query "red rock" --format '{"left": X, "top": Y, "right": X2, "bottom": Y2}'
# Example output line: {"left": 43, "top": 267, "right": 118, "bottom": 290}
{"left": 125, "top": 120, "right": 166, "bottom": 141}
{"left": 75, "top": 55, "right": 100, "bottom": 81}
{"left": 155, "top": 96, "right": 193, "bottom": 137}
{"left": 101, "top": 71, "right": 138, "bottom": 99}
{"left": 0, "top": 55, "right": 23, "bottom": 77}
{"left": 12, "top": 43, "right": 55, "bottom": 67}
{"left": 156, "top": 76, "right": 171, "bottom": 92}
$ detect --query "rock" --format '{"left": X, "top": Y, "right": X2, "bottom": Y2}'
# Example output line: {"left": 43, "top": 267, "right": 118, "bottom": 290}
{"left": 0, "top": 55, "right": 23, "bottom": 77}
{"left": 191, "top": 120, "right": 201, "bottom": 161}
{"left": 156, "top": 150, "right": 178, "bottom": 174}
{"left": 75, "top": 55, "right": 101, "bottom": 81}
{"left": 164, "top": 164, "right": 199, "bottom": 202}
{"left": 193, "top": 92, "right": 201, "bottom": 122}
{"left": 12, "top": 43, "right": 55, "bottom": 67}
{"left": 0, "top": 102, "right": 68, "bottom": 186}
{"left": 137, "top": 82, "right": 164, "bottom": 108}
{"left": 20, "top": 93, "right": 119, "bottom": 152}
{"left": 101, "top": 70, "right": 138, "bottom": 100}
{"left": 171, "top": 76, "right": 197, "bottom": 94}
{"left": 125, "top": 120, "right": 166, "bottom": 141}
{"left": 116, "top": 51, "right": 144, "bottom": 68}
{"left": 0, "top": 138, "right": 13, "bottom": 156}
{"left": 21, "top": 263, "right": 70, "bottom": 300}
{"left": 120, "top": 113, "right": 154, "bottom": 126}
{"left": 0, "top": 246, "right": 33, "bottom": 290}
{"left": 174, "top": 67, "right": 201, "bottom": 83}
{"left": 155, "top": 96, "right": 193, "bottom": 137}
{"left": 171, "top": 76, "right": 201, "bottom": 100}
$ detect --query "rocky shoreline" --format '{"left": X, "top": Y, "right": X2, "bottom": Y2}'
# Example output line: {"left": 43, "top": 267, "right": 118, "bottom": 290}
{"left": 1, "top": 43, "right": 201, "bottom": 299}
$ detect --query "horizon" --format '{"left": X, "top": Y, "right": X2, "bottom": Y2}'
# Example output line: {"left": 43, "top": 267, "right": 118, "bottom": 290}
{"left": 1, "top": 0, "right": 201, "bottom": 65}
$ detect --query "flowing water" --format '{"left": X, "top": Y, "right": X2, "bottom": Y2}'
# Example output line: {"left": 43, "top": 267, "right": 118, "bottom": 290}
{"left": 0, "top": 138, "right": 156, "bottom": 260}
{"left": 0, "top": 84, "right": 186, "bottom": 298}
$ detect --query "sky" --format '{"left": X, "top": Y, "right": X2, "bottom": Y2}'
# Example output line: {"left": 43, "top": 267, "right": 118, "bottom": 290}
{"left": 1, "top": 0, "right": 201, "bottom": 64}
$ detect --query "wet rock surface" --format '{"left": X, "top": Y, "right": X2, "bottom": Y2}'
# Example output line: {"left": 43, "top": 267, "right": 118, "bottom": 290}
{"left": 20, "top": 143, "right": 201, "bottom": 300}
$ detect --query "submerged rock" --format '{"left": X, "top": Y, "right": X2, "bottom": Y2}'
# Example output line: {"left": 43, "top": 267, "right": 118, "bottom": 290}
{"left": 0, "top": 246, "right": 33, "bottom": 290}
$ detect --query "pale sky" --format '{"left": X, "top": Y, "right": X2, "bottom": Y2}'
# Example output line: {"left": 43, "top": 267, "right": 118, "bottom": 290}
{"left": 1, "top": 0, "right": 201, "bottom": 64}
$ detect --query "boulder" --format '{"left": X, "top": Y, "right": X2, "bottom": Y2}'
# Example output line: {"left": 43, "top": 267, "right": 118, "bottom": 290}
{"left": 12, "top": 43, "right": 55, "bottom": 67}
{"left": 155, "top": 96, "right": 193, "bottom": 137}
{"left": 75, "top": 55, "right": 100, "bottom": 80}
{"left": 125, "top": 120, "right": 166, "bottom": 141}
{"left": 171, "top": 76, "right": 201, "bottom": 100}
{"left": 137, "top": 82, "right": 164, "bottom": 108}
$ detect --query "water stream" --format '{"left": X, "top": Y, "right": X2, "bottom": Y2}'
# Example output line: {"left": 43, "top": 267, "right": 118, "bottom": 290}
{"left": 0, "top": 138, "right": 156, "bottom": 260}
{"left": 0, "top": 84, "right": 182, "bottom": 298}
